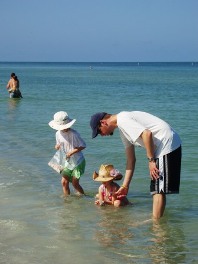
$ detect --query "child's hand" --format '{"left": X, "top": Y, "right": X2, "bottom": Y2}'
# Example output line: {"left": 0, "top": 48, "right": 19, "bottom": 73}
{"left": 55, "top": 144, "right": 61, "bottom": 150}
{"left": 95, "top": 200, "right": 105, "bottom": 206}
{"left": 66, "top": 152, "right": 72, "bottom": 159}
{"left": 66, "top": 149, "right": 76, "bottom": 158}
{"left": 95, "top": 200, "right": 100, "bottom": 205}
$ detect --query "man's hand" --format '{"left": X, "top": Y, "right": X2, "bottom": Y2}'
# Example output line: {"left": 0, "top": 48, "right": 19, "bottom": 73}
{"left": 115, "top": 185, "right": 128, "bottom": 196}
{"left": 149, "top": 161, "right": 159, "bottom": 180}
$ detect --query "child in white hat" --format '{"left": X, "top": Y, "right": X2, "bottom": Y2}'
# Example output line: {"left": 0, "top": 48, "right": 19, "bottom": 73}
{"left": 93, "top": 164, "right": 129, "bottom": 207}
{"left": 49, "top": 111, "right": 86, "bottom": 196}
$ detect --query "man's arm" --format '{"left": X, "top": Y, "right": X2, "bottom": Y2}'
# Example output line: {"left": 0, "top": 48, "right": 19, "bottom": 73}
{"left": 123, "top": 145, "right": 136, "bottom": 187}
{"left": 6, "top": 79, "right": 11, "bottom": 89}
{"left": 116, "top": 145, "right": 136, "bottom": 195}
{"left": 140, "top": 129, "right": 155, "bottom": 159}
{"left": 140, "top": 129, "right": 159, "bottom": 180}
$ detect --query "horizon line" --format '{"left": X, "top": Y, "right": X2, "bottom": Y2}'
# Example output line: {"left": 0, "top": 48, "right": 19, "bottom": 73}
{"left": 0, "top": 61, "right": 197, "bottom": 63}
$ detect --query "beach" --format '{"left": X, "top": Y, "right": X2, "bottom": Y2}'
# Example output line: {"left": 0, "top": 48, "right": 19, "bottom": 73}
{"left": 0, "top": 62, "right": 197, "bottom": 264}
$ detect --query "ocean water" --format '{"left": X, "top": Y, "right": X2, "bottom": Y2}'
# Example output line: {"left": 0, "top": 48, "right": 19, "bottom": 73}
{"left": 0, "top": 62, "right": 197, "bottom": 264}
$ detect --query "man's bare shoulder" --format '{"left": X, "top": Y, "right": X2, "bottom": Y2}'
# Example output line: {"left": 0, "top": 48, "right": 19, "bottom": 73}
{"left": 8, "top": 79, "right": 14, "bottom": 86}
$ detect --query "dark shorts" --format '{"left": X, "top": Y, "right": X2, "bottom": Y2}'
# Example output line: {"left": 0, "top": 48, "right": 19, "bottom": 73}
{"left": 150, "top": 146, "right": 182, "bottom": 195}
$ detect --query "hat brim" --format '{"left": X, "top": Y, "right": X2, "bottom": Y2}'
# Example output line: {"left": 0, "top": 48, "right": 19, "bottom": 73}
{"left": 93, "top": 171, "right": 122, "bottom": 182}
{"left": 92, "top": 128, "right": 98, "bottom": 139}
{"left": 48, "top": 119, "right": 76, "bottom": 130}
{"left": 94, "top": 177, "right": 114, "bottom": 182}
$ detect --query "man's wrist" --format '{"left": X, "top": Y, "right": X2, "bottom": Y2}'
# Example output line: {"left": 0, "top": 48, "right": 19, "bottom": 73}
{"left": 121, "top": 185, "right": 128, "bottom": 189}
{"left": 147, "top": 157, "right": 155, "bottom": 162}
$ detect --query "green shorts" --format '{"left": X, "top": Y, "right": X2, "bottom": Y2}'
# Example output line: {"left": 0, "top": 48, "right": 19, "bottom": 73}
{"left": 61, "top": 159, "right": 86, "bottom": 182}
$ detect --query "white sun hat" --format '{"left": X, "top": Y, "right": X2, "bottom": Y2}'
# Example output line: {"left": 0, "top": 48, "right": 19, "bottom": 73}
{"left": 48, "top": 111, "right": 76, "bottom": 130}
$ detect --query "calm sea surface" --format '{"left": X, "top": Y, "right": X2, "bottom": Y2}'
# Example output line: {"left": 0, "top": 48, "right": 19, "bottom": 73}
{"left": 0, "top": 62, "right": 197, "bottom": 264}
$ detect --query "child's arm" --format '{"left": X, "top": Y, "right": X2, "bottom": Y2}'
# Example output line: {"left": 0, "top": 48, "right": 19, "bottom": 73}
{"left": 55, "top": 144, "right": 61, "bottom": 150}
{"left": 66, "top": 146, "right": 85, "bottom": 158}
{"left": 55, "top": 133, "right": 61, "bottom": 150}
{"left": 95, "top": 186, "right": 105, "bottom": 206}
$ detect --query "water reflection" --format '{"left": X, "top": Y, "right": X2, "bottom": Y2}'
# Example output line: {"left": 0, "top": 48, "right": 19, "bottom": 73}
{"left": 94, "top": 207, "right": 134, "bottom": 247}
{"left": 93, "top": 207, "right": 187, "bottom": 263}
{"left": 8, "top": 98, "right": 21, "bottom": 111}
{"left": 148, "top": 218, "right": 187, "bottom": 264}
{"left": 7, "top": 98, "right": 22, "bottom": 123}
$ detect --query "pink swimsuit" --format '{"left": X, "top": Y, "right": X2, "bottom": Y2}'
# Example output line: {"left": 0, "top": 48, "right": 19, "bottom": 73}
{"left": 101, "top": 184, "right": 126, "bottom": 201}
{"left": 101, "top": 184, "right": 113, "bottom": 201}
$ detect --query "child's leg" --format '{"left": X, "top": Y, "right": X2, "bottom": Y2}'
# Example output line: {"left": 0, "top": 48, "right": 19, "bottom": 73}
{"left": 61, "top": 176, "right": 70, "bottom": 195}
{"left": 113, "top": 197, "right": 129, "bottom": 207}
{"left": 72, "top": 177, "right": 84, "bottom": 195}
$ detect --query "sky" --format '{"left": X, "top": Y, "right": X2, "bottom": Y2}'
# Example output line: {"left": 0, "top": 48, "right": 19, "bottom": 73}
{"left": 0, "top": 0, "right": 197, "bottom": 62}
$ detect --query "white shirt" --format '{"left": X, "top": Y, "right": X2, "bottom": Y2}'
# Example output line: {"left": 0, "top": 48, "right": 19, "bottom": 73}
{"left": 55, "top": 129, "right": 86, "bottom": 168}
{"left": 117, "top": 111, "right": 181, "bottom": 157}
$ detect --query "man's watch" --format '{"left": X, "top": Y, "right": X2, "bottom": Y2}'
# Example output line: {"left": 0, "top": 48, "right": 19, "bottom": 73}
{"left": 148, "top": 157, "right": 155, "bottom": 162}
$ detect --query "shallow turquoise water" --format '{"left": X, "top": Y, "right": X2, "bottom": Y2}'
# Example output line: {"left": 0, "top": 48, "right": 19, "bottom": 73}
{"left": 0, "top": 62, "right": 197, "bottom": 263}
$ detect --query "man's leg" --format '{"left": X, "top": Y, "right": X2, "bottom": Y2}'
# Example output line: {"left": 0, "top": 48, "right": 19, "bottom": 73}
{"left": 152, "top": 193, "right": 166, "bottom": 219}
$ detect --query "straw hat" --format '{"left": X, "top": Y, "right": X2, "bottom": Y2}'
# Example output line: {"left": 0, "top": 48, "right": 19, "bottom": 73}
{"left": 93, "top": 164, "right": 123, "bottom": 182}
{"left": 49, "top": 111, "right": 76, "bottom": 130}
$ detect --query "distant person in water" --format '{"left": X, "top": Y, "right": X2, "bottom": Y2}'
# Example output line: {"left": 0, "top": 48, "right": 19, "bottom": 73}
{"left": 6, "top": 73, "right": 23, "bottom": 98}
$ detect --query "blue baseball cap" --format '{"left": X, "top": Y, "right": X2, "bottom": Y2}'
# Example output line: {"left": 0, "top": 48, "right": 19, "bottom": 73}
{"left": 90, "top": 112, "right": 107, "bottom": 138}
